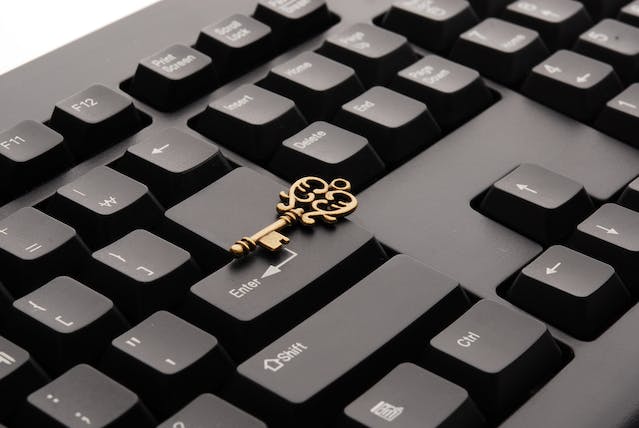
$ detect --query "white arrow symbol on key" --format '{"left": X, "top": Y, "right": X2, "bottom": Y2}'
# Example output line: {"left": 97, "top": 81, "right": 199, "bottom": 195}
{"left": 152, "top": 144, "right": 170, "bottom": 155}
{"left": 576, "top": 73, "right": 591, "bottom": 83}
{"left": 546, "top": 262, "right": 561, "bottom": 275}
{"left": 516, "top": 184, "right": 538, "bottom": 194}
{"left": 261, "top": 248, "right": 298, "bottom": 279}
{"left": 596, "top": 225, "right": 619, "bottom": 235}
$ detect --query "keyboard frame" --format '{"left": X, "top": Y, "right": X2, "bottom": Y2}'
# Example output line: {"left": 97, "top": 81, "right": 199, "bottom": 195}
{"left": 2, "top": 1, "right": 639, "bottom": 427}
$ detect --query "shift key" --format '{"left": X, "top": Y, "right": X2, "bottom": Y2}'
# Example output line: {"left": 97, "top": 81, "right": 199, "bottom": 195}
{"left": 233, "top": 255, "right": 471, "bottom": 426}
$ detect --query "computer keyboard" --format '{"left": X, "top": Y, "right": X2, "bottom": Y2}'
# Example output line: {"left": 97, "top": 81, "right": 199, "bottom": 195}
{"left": 2, "top": 0, "right": 639, "bottom": 426}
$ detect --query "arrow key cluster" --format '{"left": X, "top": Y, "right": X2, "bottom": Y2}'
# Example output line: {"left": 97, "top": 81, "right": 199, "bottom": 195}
{"left": 509, "top": 245, "right": 631, "bottom": 340}
{"left": 480, "top": 163, "right": 594, "bottom": 244}
{"left": 523, "top": 49, "right": 623, "bottom": 122}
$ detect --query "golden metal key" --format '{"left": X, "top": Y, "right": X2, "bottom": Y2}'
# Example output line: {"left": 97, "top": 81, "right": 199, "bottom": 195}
{"left": 230, "top": 177, "right": 358, "bottom": 257}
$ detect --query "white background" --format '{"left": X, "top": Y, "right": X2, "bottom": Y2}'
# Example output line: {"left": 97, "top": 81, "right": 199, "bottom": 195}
{"left": 0, "top": 0, "right": 159, "bottom": 75}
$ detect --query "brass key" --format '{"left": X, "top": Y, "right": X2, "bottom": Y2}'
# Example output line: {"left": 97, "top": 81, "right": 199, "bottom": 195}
{"left": 230, "top": 177, "right": 358, "bottom": 257}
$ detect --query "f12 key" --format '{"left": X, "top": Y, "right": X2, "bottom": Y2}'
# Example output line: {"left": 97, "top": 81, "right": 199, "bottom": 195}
{"left": 49, "top": 85, "right": 147, "bottom": 160}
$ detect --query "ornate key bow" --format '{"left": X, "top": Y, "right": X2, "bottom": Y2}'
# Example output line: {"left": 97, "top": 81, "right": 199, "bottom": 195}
{"left": 230, "top": 177, "right": 358, "bottom": 257}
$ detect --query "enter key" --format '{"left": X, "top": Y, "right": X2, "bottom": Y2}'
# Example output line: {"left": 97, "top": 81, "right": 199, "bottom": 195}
{"left": 180, "top": 224, "right": 386, "bottom": 361}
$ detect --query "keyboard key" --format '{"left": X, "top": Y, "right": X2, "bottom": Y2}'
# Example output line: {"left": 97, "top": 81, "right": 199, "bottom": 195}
{"left": 451, "top": 18, "right": 549, "bottom": 86}
{"left": 258, "top": 51, "right": 364, "bottom": 121}
{"left": 158, "top": 394, "right": 266, "bottom": 428}
{"left": 47, "top": 166, "right": 164, "bottom": 248}
{"left": 343, "top": 363, "right": 485, "bottom": 428}
{"left": 574, "top": 19, "right": 639, "bottom": 83}
{"left": 88, "top": 230, "right": 199, "bottom": 322}
{"left": 509, "top": 245, "right": 631, "bottom": 339}
{"left": 192, "top": 84, "right": 307, "bottom": 163}
{"left": 468, "top": 0, "right": 510, "bottom": 17}
{"left": 391, "top": 55, "right": 493, "bottom": 130}
{"left": 595, "top": 83, "right": 639, "bottom": 146}
{"left": 268, "top": 121, "right": 385, "bottom": 191}
{"left": 619, "top": 1, "right": 639, "bottom": 28}
{"left": 233, "top": 255, "right": 471, "bottom": 425}
{"left": 580, "top": 0, "right": 628, "bottom": 20}
{"left": 522, "top": 50, "right": 623, "bottom": 121}
{"left": 102, "top": 311, "right": 232, "bottom": 418}
{"left": 113, "top": 128, "right": 231, "bottom": 206}
{"left": 183, "top": 221, "right": 385, "bottom": 360}
{"left": 130, "top": 44, "right": 217, "bottom": 111}
{"left": 317, "top": 23, "right": 417, "bottom": 87}
{"left": 49, "top": 84, "right": 144, "bottom": 160}
{"left": 0, "top": 336, "right": 48, "bottom": 422}
{"left": 427, "top": 300, "right": 562, "bottom": 418}
{"left": 569, "top": 203, "right": 639, "bottom": 289}
{"left": 195, "top": 14, "right": 274, "bottom": 80}
{"left": 619, "top": 176, "right": 639, "bottom": 211}
{"left": 334, "top": 87, "right": 441, "bottom": 166}
{"left": 253, "top": 0, "right": 332, "bottom": 46}
{"left": 7, "top": 277, "right": 128, "bottom": 374}
{"left": 382, "top": 0, "right": 480, "bottom": 53}
{"left": 502, "top": 0, "right": 592, "bottom": 50}
{"left": 0, "top": 207, "right": 89, "bottom": 297}
{"left": 20, "top": 364, "right": 154, "bottom": 427}
{"left": 0, "top": 121, "right": 70, "bottom": 201}
{"left": 480, "top": 164, "right": 593, "bottom": 244}
{"left": 163, "top": 168, "right": 270, "bottom": 269}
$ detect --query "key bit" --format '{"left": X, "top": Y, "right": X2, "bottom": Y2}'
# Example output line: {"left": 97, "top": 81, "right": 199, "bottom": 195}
{"left": 230, "top": 177, "right": 358, "bottom": 257}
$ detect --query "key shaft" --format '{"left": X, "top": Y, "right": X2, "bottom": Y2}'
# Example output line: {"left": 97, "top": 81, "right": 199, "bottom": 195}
{"left": 230, "top": 209, "right": 303, "bottom": 257}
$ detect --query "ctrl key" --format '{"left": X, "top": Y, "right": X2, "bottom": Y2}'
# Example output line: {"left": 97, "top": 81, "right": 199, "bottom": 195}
{"left": 17, "top": 364, "right": 154, "bottom": 428}
{"left": 342, "top": 363, "right": 484, "bottom": 428}
{"left": 426, "top": 300, "right": 563, "bottom": 419}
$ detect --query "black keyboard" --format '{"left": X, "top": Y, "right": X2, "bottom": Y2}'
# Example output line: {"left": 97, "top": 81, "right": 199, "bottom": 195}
{"left": 2, "top": 0, "right": 639, "bottom": 426}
